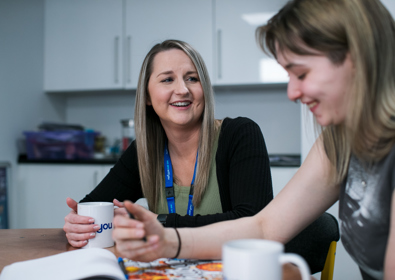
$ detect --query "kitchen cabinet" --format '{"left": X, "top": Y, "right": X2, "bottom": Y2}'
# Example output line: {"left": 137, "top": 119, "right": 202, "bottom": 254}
{"left": 15, "top": 164, "right": 112, "bottom": 228}
{"left": 270, "top": 167, "right": 298, "bottom": 197}
{"left": 44, "top": 0, "right": 123, "bottom": 91}
{"left": 44, "top": 0, "right": 213, "bottom": 92}
{"left": 214, "top": 0, "right": 289, "bottom": 85}
{"left": 124, "top": 0, "right": 213, "bottom": 89}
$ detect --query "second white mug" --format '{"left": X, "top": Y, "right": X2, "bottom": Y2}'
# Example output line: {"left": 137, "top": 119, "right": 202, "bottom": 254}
{"left": 222, "top": 239, "right": 311, "bottom": 280}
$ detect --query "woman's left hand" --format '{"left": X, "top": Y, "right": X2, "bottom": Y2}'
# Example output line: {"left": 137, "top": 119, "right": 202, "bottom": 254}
{"left": 113, "top": 200, "right": 174, "bottom": 261}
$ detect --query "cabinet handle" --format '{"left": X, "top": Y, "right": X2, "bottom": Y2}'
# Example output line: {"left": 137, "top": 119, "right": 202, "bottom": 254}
{"left": 127, "top": 36, "right": 132, "bottom": 83}
{"left": 114, "top": 36, "right": 120, "bottom": 83}
{"left": 217, "top": 29, "right": 222, "bottom": 79}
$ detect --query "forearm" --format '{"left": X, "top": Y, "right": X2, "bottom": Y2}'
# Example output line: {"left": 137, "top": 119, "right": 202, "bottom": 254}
{"left": 164, "top": 216, "right": 264, "bottom": 260}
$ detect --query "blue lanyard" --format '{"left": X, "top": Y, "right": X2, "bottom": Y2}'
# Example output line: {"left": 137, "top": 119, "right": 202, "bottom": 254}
{"left": 164, "top": 141, "right": 198, "bottom": 216}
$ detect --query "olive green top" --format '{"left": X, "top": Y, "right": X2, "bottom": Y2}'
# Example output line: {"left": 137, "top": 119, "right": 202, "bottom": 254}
{"left": 157, "top": 131, "right": 222, "bottom": 215}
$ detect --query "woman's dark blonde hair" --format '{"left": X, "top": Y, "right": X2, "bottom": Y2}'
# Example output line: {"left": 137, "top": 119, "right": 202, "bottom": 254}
{"left": 134, "top": 39, "right": 217, "bottom": 212}
{"left": 257, "top": 0, "right": 395, "bottom": 183}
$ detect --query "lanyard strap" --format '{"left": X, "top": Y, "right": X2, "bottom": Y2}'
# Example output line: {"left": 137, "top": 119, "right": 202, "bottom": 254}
{"left": 164, "top": 141, "right": 198, "bottom": 216}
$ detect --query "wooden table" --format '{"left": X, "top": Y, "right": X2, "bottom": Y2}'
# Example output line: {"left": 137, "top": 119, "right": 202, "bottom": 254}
{"left": 0, "top": 229, "right": 307, "bottom": 279}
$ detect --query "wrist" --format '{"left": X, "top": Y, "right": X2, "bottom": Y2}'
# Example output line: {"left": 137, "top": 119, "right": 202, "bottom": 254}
{"left": 163, "top": 228, "right": 180, "bottom": 258}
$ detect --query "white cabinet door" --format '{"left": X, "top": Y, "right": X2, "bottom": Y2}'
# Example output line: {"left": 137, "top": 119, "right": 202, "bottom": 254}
{"left": 44, "top": 0, "right": 123, "bottom": 91}
{"left": 214, "top": 0, "right": 289, "bottom": 85}
{"left": 270, "top": 167, "right": 298, "bottom": 197}
{"left": 15, "top": 164, "right": 112, "bottom": 229}
{"left": 124, "top": 0, "right": 214, "bottom": 89}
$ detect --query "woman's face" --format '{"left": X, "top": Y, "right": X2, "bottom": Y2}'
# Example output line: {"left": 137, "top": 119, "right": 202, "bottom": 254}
{"left": 147, "top": 49, "right": 204, "bottom": 131}
{"left": 276, "top": 48, "right": 354, "bottom": 127}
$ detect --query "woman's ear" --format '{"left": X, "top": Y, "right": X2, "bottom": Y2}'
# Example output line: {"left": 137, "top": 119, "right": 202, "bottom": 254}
{"left": 146, "top": 94, "right": 152, "bottom": 106}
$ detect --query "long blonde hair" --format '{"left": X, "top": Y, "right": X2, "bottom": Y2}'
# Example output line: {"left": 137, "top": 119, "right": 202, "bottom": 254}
{"left": 257, "top": 0, "right": 395, "bottom": 183}
{"left": 134, "top": 40, "right": 217, "bottom": 212}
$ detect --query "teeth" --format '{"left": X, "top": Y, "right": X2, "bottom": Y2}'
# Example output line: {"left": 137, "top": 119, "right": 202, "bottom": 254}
{"left": 171, "top": 102, "right": 191, "bottom": 107}
{"left": 308, "top": 101, "right": 317, "bottom": 108}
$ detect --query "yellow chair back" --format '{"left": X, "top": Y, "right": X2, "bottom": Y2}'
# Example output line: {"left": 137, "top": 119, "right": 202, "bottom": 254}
{"left": 320, "top": 241, "right": 337, "bottom": 280}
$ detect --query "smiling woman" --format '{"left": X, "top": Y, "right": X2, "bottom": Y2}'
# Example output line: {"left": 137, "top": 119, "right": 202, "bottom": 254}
{"left": 64, "top": 39, "right": 273, "bottom": 244}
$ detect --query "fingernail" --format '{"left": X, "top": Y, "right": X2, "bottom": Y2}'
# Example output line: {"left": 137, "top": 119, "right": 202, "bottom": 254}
{"left": 114, "top": 198, "right": 119, "bottom": 202}
{"left": 93, "top": 225, "right": 100, "bottom": 230}
{"left": 90, "top": 232, "right": 96, "bottom": 236}
{"left": 83, "top": 240, "right": 88, "bottom": 243}
{"left": 136, "top": 229, "right": 144, "bottom": 237}
{"left": 89, "top": 219, "right": 94, "bottom": 223}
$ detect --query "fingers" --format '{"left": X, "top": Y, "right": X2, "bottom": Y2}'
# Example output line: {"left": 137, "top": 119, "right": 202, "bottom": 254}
{"left": 113, "top": 198, "right": 124, "bottom": 208}
{"left": 112, "top": 224, "right": 146, "bottom": 240}
{"left": 64, "top": 210, "right": 94, "bottom": 225}
{"left": 113, "top": 213, "right": 144, "bottom": 229}
{"left": 124, "top": 200, "right": 156, "bottom": 222}
{"left": 114, "top": 207, "right": 128, "bottom": 217}
{"left": 66, "top": 197, "right": 78, "bottom": 212}
{"left": 116, "top": 238, "right": 159, "bottom": 261}
{"left": 65, "top": 231, "right": 97, "bottom": 248}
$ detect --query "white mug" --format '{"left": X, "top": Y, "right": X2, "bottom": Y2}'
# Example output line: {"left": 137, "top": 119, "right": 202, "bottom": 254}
{"left": 77, "top": 202, "right": 114, "bottom": 249}
{"left": 222, "top": 239, "right": 311, "bottom": 280}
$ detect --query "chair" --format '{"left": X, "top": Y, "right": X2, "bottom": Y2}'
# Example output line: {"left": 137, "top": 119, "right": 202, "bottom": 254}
{"left": 320, "top": 241, "right": 337, "bottom": 280}
{"left": 284, "top": 212, "right": 340, "bottom": 276}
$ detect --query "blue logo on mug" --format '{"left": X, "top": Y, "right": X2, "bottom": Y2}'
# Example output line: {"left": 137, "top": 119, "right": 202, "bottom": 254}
{"left": 97, "top": 223, "right": 113, "bottom": 233}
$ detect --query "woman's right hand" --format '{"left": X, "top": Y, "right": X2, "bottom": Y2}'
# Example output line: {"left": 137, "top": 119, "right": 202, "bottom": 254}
{"left": 63, "top": 197, "right": 99, "bottom": 248}
{"left": 113, "top": 200, "right": 177, "bottom": 262}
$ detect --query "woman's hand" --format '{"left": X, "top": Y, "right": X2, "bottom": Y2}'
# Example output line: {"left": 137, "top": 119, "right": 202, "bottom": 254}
{"left": 63, "top": 197, "right": 99, "bottom": 248}
{"left": 113, "top": 198, "right": 128, "bottom": 217}
{"left": 113, "top": 200, "right": 175, "bottom": 262}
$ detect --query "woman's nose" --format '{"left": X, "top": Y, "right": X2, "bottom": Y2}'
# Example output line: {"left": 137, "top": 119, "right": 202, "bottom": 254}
{"left": 174, "top": 79, "right": 189, "bottom": 95}
{"left": 287, "top": 79, "right": 302, "bottom": 102}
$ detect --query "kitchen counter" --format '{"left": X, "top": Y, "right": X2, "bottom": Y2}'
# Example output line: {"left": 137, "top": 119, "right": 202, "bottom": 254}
{"left": 17, "top": 154, "right": 118, "bottom": 165}
{"left": 18, "top": 154, "right": 300, "bottom": 167}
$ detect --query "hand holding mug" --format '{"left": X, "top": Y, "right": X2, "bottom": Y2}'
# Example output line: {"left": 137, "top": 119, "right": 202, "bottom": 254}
{"left": 63, "top": 197, "right": 101, "bottom": 248}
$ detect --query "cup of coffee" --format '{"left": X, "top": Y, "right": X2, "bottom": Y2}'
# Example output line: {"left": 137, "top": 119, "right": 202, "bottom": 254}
{"left": 77, "top": 202, "right": 114, "bottom": 249}
{"left": 222, "top": 239, "right": 311, "bottom": 280}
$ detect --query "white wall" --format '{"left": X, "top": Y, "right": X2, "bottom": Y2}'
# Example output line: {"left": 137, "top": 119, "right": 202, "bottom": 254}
{"left": 0, "top": 0, "right": 65, "bottom": 228}
{"left": 65, "top": 87, "right": 301, "bottom": 155}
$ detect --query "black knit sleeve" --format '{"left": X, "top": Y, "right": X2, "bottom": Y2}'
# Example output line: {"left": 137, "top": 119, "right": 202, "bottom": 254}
{"left": 165, "top": 117, "right": 273, "bottom": 227}
{"left": 79, "top": 140, "right": 143, "bottom": 203}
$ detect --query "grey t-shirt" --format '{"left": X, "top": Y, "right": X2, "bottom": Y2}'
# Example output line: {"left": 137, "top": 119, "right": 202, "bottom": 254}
{"left": 339, "top": 145, "right": 395, "bottom": 280}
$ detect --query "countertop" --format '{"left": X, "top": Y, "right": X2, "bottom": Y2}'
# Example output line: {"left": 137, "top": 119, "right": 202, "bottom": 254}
{"left": 18, "top": 154, "right": 301, "bottom": 167}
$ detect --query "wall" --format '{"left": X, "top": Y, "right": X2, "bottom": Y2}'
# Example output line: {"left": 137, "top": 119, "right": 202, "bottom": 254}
{"left": 0, "top": 0, "right": 65, "bottom": 228}
{"left": 65, "top": 87, "right": 301, "bottom": 155}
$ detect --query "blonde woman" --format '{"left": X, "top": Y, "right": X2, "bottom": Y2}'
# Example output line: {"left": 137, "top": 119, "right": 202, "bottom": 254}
{"left": 113, "top": 1, "right": 395, "bottom": 279}
{"left": 64, "top": 40, "right": 272, "bottom": 245}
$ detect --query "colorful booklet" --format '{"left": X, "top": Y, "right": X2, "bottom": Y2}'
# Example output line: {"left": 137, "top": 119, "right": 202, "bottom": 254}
{"left": 0, "top": 248, "right": 223, "bottom": 280}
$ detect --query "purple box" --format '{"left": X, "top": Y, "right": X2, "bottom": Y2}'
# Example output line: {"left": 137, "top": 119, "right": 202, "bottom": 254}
{"left": 24, "top": 130, "right": 98, "bottom": 160}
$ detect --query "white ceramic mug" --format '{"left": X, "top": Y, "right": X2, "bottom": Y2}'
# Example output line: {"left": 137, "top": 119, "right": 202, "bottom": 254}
{"left": 222, "top": 239, "right": 311, "bottom": 280}
{"left": 77, "top": 202, "right": 114, "bottom": 249}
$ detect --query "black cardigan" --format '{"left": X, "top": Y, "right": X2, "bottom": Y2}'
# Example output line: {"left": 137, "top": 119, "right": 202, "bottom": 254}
{"left": 80, "top": 117, "right": 273, "bottom": 227}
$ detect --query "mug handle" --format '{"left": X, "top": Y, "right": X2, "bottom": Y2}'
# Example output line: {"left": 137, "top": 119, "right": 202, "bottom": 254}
{"left": 280, "top": 253, "right": 311, "bottom": 280}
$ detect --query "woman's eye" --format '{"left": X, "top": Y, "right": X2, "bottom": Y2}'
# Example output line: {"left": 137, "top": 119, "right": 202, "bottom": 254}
{"left": 186, "top": 76, "right": 199, "bottom": 82}
{"left": 161, "top": 77, "right": 173, "bottom": 83}
{"left": 297, "top": 73, "right": 306, "bottom": 80}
